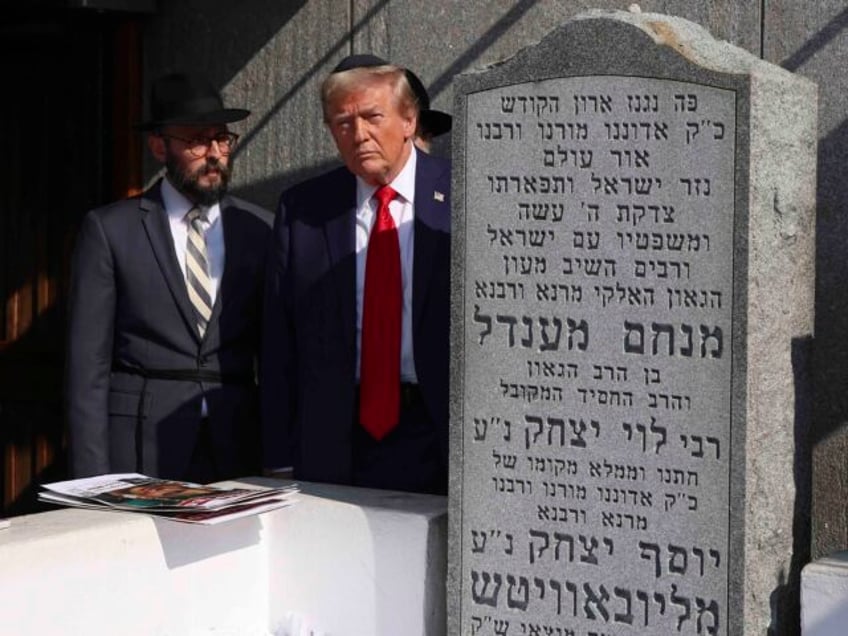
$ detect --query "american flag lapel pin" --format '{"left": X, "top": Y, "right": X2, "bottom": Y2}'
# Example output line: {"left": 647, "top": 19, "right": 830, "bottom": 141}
{"left": 434, "top": 191, "right": 445, "bottom": 202}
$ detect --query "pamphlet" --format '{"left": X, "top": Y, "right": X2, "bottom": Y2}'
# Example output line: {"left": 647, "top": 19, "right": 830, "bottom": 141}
{"left": 38, "top": 473, "right": 298, "bottom": 525}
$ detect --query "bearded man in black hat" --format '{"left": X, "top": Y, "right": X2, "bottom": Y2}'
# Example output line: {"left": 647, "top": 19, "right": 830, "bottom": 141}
{"left": 66, "top": 72, "right": 272, "bottom": 482}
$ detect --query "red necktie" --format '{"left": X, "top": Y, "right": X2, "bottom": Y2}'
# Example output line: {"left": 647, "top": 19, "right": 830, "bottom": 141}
{"left": 359, "top": 185, "right": 401, "bottom": 440}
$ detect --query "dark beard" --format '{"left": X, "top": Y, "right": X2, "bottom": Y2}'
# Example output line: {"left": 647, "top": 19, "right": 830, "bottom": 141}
{"left": 165, "top": 154, "right": 232, "bottom": 206}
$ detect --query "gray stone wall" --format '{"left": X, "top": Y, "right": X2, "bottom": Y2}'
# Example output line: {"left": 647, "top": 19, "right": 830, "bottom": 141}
{"left": 142, "top": 0, "right": 845, "bottom": 613}
{"left": 142, "top": 0, "right": 764, "bottom": 210}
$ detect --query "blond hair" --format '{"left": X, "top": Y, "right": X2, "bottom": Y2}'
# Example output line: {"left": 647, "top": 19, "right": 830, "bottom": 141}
{"left": 321, "top": 65, "right": 419, "bottom": 122}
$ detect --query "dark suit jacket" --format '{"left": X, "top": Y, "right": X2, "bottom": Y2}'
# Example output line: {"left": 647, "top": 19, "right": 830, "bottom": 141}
{"left": 261, "top": 150, "right": 451, "bottom": 484}
{"left": 67, "top": 179, "right": 273, "bottom": 479}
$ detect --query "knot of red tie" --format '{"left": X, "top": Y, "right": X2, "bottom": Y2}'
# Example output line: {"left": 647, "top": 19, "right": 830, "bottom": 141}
{"left": 373, "top": 185, "right": 397, "bottom": 215}
{"left": 359, "top": 184, "right": 402, "bottom": 440}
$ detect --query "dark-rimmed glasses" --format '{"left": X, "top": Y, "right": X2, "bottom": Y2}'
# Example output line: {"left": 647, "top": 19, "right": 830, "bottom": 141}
{"left": 159, "top": 132, "right": 239, "bottom": 158}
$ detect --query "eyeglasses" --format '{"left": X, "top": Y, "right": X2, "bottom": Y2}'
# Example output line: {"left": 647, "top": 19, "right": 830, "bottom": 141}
{"left": 159, "top": 132, "right": 239, "bottom": 158}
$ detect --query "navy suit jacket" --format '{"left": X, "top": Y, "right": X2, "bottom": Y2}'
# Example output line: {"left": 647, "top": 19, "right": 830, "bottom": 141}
{"left": 67, "top": 179, "right": 272, "bottom": 479}
{"left": 261, "top": 150, "right": 451, "bottom": 484}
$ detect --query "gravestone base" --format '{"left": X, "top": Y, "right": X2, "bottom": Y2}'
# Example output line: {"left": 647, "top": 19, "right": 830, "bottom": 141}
{"left": 802, "top": 551, "right": 848, "bottom": 636}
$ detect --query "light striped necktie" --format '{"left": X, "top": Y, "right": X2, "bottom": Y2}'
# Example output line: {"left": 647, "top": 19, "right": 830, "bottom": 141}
{"left": 185, "top": 207, "right": 213, "bottom": 337}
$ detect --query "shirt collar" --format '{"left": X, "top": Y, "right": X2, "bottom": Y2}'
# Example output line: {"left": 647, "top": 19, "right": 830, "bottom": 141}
{"left": 160, "top": 176, "right": 221, "bottom": 224}
{"left": 355, "top": 144, "right": 418, "bottom": 210}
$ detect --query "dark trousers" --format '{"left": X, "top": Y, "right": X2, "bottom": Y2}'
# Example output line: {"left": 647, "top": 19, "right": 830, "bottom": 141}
{"left": 184, "top": 418, "right": 219, "bottom": 484}
{"left": 352, "top": 385, "right": 447, "bottom": 495}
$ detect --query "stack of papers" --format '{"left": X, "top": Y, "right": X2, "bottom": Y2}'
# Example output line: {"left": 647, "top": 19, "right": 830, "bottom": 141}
{"left": 39, "top": 473, "right": 298, "bottom": 525}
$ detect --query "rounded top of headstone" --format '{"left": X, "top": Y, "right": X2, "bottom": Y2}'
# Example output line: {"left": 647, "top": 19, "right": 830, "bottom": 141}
{"left": 578, "top": 9, "right": 730, "bottom": 65}
{"left": 567, "top": 9, "right": 797, "bottom": 78}
{"left": 458, "top": 9, "right": 813, "bottom": 88}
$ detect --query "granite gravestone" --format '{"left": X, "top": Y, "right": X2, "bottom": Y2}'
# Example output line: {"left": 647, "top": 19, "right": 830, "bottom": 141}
{"left": 448, "top": 10, "right": 816, "bottom": 636}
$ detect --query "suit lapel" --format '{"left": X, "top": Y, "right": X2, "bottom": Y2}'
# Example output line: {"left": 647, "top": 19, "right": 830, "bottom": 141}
{"left": 318, "top": 158, "right": 449, "bottom": 359}
{"left": 322, "top": 172, "right": 358, "bottom": 355}
{"left": 412, "top": 154, "right": 450, "bottom": 335}
{"left": 140, "top": 181, "right": 201, "bottom": 343}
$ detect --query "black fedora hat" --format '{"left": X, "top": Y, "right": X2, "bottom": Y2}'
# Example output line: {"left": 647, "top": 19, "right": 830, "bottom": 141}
{"left": 137, "top": 72, "right": 250, "bottom": 131}
{"left": 330, "top": 54, "right": 452, "bottom": 138}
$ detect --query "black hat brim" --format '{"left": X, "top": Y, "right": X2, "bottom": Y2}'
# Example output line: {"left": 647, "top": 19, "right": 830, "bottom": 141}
{"left": 419, "top": 109, "right": 452, "bottom": 137}
{"left": 136, "top": 108, "right": 251, "bottom": 131}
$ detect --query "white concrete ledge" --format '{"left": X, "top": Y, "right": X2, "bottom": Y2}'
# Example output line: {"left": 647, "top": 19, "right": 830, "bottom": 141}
{"left": 0, "top": 479, "right": 447, "bottom": 636}
{"left": 802, "top": 550, "right": 848, "bottom": 635}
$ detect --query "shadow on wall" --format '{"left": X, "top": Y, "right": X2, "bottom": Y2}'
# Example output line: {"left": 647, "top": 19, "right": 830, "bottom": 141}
{"left": 232, "top": 158, "right": 342, "bottom": 212}
{"left": 781, "top": 0, "right": 848, "bottom": 460}
{"left": 149, "top": 0, "right": 542, "bottom": 209}
{"left": 781, "top": 7, "right": 848, "bottom": 73}
{"left": 426, "top": 0, "right": 538, "bottom": 102}
{"left": 144, "top": 0, "right": 311, "bottom": 99}
{"left": 813, "top": 113, "right": 848, "bottom": 434}
{"left": 769, "top": 335, "right": 813, "bottom": 636}
{"left": 810, "top": 111, "right": 848, "bottom": 559}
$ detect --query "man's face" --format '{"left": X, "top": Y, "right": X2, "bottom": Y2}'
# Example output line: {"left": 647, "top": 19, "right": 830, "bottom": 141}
{"left": 326, "top": 80, "right": 416, "bottom": 186}
{"left": 149, "top": 124, "right": 233, "bottom": 206}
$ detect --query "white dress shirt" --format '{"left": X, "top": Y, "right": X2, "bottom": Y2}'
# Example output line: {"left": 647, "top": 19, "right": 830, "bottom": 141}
{"left": 161, "top": 177, "right": 225, "bottom": 307}
{"left": 354, "top": 147, "right": 418, "bottom": 384}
